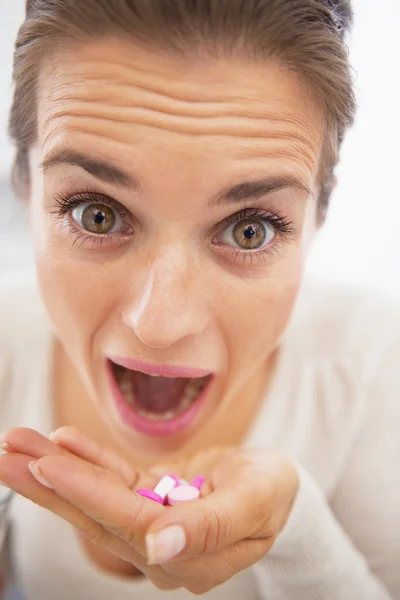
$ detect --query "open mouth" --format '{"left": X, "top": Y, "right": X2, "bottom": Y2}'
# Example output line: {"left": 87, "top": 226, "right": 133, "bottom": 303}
{"left": 107, "top": 359, "right": 214, "bottom": 436}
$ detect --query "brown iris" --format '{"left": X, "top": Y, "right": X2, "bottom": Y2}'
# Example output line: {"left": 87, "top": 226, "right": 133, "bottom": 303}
{"left": 233, "top": 219, "right": 267, "bottom": 249}
{"left": 81, "top": 204, "right": 115, "bottom": 234}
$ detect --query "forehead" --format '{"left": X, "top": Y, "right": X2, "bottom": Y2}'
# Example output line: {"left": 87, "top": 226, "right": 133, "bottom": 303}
{"left": 37, "top": 38, "right": 324, "bottom": 181}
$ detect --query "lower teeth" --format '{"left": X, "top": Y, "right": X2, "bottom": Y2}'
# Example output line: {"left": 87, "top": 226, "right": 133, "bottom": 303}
{"left": 136, "top": 409, "right": 176, "bottom": 421}
{"left": 118, "top": 375, "right": 207, "bottom": 421}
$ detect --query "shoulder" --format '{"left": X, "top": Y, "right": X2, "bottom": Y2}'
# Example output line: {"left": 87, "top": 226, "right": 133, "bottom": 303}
{"left": 285, "top": 278, "right": 400, "bottom": 380}
{"left": 275, "top": 280, "right": 400, "bottom": 493}
{"left": 0, "top": 271, "right": 52, "bottom": 425}
{"left": 283, "top": 278, "right": 400, "bottom": 439}
{"left": 0, "top": 270, "right": 51, "bottom": 354}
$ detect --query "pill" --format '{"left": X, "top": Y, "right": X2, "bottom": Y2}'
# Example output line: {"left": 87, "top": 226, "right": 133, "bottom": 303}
{"left": 166, "top": 473, "right": 181, "bottom": 486}
{"left": 167, "top": 485, "right": 200, "bottom": 506}
{"left": 191, "top": 475, "right": 206, "bottom": 490}
{"left": 137, "top": 474, "right": 177, "bottom": 504}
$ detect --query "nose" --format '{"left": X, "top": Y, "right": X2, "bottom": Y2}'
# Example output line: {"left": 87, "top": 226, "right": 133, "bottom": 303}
{"left": 122, "top": 244, "right": 210, "bottom": 349}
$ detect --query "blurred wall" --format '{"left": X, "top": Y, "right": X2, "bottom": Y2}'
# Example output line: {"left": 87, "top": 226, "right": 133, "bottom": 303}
{"left": 0, "top": 0, "right": 399, "bottom": 295}
{"left": 0, "top": 0, "right": 31, "bottom": 272}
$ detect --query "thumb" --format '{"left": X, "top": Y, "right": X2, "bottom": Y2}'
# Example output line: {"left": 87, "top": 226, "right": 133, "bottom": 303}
{"left": 144, "top": 476, "right": 274, "bottom": 565}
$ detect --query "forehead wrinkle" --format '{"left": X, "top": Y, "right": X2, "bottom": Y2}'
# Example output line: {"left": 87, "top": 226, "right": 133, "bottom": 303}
{"left": 42, "top": 119, "right": 318, "bottom": 176}
{"left": 42, "top": 128, "right": 317, "bottom": 181}
{"left": 41, "top": 96, "right": 319, "bottom": 167}
{"left": 44, "top": 63, "right": 315, "bottom": 119}
{"left": 39, "top": 44, "right": 323, "bottom": 179}
{"left": 42, "top": 63, "right": 321, "bottom": 136}
{"left": 44, "top": 41, "right": 303, "bottom": 105}
{"left": 43, "top": 103, "right": 318, "bottom": 144}
{"left": 42, "top": 91, "right": 319, "bottom": 140}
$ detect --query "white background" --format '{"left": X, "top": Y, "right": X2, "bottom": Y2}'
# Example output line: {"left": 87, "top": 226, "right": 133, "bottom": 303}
{"left": 0, "top": 0, "right": 399, "bottom": 296}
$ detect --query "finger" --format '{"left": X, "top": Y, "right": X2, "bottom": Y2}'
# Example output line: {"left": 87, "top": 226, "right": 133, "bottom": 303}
{"left": 161, "top": 538, "right": 272, "bottom": 595}
{"left": 1, "top": 427, "right": 156, "bottom": 493}
{"left": 146, "top": 454, "right": 299, "bottom": 565}
{"left": 0, "top": 451, "right": 110, "bottom": 539}
{"left": 29, "top": 453, "right": 166, "bottom": 555}
{"left": 49, "top": 426, "right": 146, "bottom": 488}
{"left": 0, "top": 427, "right": 69, "bottom": 459}
{"left": 0, "top": 451, "right": 176, "bottom": 586}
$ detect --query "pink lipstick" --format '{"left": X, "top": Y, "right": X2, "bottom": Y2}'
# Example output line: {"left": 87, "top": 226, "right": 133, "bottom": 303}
{"left": 106, "top": 358, "right": 214, "bottom": 437}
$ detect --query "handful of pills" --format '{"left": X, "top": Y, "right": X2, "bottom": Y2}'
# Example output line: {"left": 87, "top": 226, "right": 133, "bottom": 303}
{"left": 137, "top": 474, "right": 205, "bottom": 505}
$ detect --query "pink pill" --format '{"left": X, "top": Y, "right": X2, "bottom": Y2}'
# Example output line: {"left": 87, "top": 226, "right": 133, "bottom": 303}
{"left": 137, "top": 474, "right": 177, "bottom": 504}
{"left": 191, "top": 475, "right": 206, "bottom": 490}
{"left": 166, "top": 473, "right": 181, "bottom": 486}
{"left": 136, "top": 489, "right": 164, "bottom": 504}
{"left": 167, "top": 485, "right": 200, "bottom": 506}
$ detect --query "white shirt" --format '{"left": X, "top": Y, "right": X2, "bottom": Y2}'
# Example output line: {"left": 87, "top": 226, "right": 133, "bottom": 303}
{"left": 0, "top": 272, "right": 399, "bottom": 600}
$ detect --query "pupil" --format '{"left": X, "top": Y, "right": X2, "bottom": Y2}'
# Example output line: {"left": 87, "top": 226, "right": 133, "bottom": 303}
{"left": 94, "top": 211, "right": 105, "bottom": 224}
{"left": 244, "top": 225, "right": 256, "bottom": 239}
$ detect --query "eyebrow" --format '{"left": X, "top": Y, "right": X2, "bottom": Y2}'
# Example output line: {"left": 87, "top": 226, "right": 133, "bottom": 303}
{"left": 40, "top": 149, "right": 138, "bottom": 189}
{"left": 209, "top": 176, "right": 314, "bottom": 207}
{"left": 40, "top": 148, "right": 314, "bottom": 204}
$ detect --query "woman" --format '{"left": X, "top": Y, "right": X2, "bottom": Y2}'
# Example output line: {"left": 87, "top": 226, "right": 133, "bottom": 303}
{"left": 0, "top": 0, "right": 398, "bottom": 598}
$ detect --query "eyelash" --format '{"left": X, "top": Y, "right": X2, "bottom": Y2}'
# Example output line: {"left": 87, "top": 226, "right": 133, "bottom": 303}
{"left": 51, "top": 190, "right": 132, "bottom": 249}
{"left": 214, "top": 206, "right": 295, "bottom": 265}
{"left": 50, "top": 189, "right": 296, "bottom": 265}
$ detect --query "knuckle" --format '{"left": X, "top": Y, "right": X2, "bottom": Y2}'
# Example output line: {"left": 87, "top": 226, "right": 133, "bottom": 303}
{"left": 249, "top": 480, "right": 277, "bottom": 534}
{"left": 116, "top": 495, "right": 146, "bottom": 546}
{"left": 224, "top": 539, "right": 260, "bottom": 573}
{"left": 186, "top": 579, "right": 218, "bottom": 595}
{"left": 200, "top": 507, "right": 226, "bottom": 555}
{"left": 89, "top": 464, "right": 111, "bottom": 499}
{"left": 79, "top": 524, "right": 109, "bottom": 546}
{"left": 149, "top": 576, "right": 180, "bottom": 591}
{"left": 219, "top": 549, "right": 240, "bottom": 575}
{"left": 102, "top": 446, "right": 137, "bottom": 487}
{"left": 117, "top": 456, "right": 140, "bottom": 488}
{"left": 96, "top": 443, "right": 109, "bottom": 465}
{"left": 127, "top": 467, "right": 147, "bottom": 492}
{"left": 188, "top": 585, "right": 206, "bottom": 595}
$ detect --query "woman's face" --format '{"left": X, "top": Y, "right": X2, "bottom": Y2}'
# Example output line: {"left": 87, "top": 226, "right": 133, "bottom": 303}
{"left": 28, "top": 39, "right": 323, "bottom": 459}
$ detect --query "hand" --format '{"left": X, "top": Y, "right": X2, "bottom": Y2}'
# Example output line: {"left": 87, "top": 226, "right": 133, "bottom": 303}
{"left": 0, "top": 427, "right": 299, "bottom": 594}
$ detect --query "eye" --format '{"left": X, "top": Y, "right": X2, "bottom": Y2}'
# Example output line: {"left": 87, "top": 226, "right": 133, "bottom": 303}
{"left": 221, "top": 217, "right": 275, "bottom": 250}
{"left": 71, "top": 202, "right": 123, "bottom": 234}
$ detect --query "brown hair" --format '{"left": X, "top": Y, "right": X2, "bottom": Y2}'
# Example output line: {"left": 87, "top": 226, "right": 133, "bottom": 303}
{"left": 9, "top": 0, "right": 356, "bottom": 218}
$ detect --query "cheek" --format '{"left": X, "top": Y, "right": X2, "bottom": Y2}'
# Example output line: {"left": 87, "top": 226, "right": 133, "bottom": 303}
{"left": 35, "top": 249, "right": 117, "bottom": 361}
{"left": 217, "top": 255, "right": 304, "bottom": 374}
{"left": 28, "top": 172, "right": 118, "bottom": 355}
{"left": 226, "top": 278, "right": 300, "bottom": 353}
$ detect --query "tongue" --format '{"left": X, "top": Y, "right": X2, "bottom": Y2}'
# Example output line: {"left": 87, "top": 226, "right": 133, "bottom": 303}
{"left": 133, "top": 372, "right": 190, "bottom": 413}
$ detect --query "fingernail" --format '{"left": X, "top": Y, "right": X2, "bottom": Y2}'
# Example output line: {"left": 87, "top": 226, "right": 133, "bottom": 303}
{"left": 0, "top": 442, "right": 11, "bottom": 454}
{"left": 145, "top": 525, "right": 186, "bottom": 565}
{"left": 28, "top": 461, "right": 54, "bottom": 489}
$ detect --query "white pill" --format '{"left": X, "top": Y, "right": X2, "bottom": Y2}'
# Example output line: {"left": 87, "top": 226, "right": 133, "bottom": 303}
{"left": 153, "top": 475, "right": 178, "bottom": 500}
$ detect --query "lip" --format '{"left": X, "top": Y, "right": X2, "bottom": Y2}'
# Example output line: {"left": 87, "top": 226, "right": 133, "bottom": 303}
{"left": 106, "top": 359, "right": 215, "bottom": 437}
{"left": 108, "top": 356, "right": 214, "bottom": 379}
